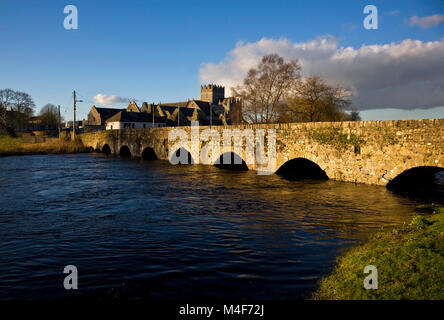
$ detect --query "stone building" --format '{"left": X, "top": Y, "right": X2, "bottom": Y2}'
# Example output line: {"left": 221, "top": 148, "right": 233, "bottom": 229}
{"left": 87, "top": 106, "right": 124, "bottom": 126}
{"left": 138, "top": 84, "right": 235, "bottom": 125}
{"left": 86, "top": 84, "right": 236, "bottom": 130}
{"left": 105, "top": 110, "right": 165, "bottom": 130}
{"left": 200, "top": 84, "right": 224, "bottom": 105}
{"left": 200, "top": 84, "right": 237, "bottom": 114}
{"left": 138, "top": 103, "right": 203, "bottom": 126}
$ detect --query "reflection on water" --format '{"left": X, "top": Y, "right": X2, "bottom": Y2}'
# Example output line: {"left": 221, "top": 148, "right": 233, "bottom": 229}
{"left": 0, "top": 154, "right": 422, "bottom": 300}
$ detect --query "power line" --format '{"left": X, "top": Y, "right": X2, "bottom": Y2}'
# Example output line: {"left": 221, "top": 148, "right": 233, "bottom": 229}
{"left": 76, "top": 92, "right": 94, "bottom": 104}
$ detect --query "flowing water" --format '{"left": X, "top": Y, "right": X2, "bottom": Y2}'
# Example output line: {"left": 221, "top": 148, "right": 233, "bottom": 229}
{"left": 0, "top": 154, "right": 425, "bottom": 300}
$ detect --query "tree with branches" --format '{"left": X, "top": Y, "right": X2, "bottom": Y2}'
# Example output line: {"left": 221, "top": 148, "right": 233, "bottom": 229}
{"left": 282, "top": 75, "right": 353, "bottom": 122}
{"left": 231, "top": 54, "right": 301, "bottom": 123}
{"left": 39, "top": 103, "right": 60, "bottom": 129}
{"left": 0, "top": 89, "right": 35, "bottom": 136}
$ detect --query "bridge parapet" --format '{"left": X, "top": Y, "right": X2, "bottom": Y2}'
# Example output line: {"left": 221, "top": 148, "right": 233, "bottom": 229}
{"left": 79, "top": 119, "right": 444, "bottom": 186}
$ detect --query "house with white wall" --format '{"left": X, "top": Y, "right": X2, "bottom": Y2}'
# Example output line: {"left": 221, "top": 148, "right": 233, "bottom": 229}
{"left": 105, "top": 111, "right": 166, "bottom": 130}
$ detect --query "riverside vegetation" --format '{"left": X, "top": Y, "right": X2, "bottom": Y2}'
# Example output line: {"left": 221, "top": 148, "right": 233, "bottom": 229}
{"left": 312, "top": 204, "right": 444, "bottom": 300}
{"left": 0, "top": 133, "right": 91, "bottom": 157}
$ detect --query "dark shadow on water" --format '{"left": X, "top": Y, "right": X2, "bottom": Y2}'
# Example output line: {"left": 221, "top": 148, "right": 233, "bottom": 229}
{"left": 102, "top": 144, "right": 111, "bottom": 155}
{"left": 276, "top": 158, "right": 328, "bottom": 181}
{"left": 214, "top": 152, "right": 248, "bottom": 171}
{"left": 119, "top": 146, "right": 131, "bottom": 157}
{"left": 142, "top": 147, "right": 158, "bottom": 161}
{"left": 387, "top": 166, "right": 444, "bottom": 204}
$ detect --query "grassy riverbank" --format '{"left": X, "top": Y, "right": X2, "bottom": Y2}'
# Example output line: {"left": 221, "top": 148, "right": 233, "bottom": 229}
{"left": 312, "top": 204, "right": 444, "bottom": 300}
{"left": 0, "top": 134, "right": 91, "bottom": 157}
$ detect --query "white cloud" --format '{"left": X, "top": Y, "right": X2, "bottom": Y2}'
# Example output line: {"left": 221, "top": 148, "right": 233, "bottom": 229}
{"left": 385, "top": 10, "right": 400, "bottom": 16}
{"left": 93, "top": 94, "right": 127, "bottom": 106}
{"left": 199, "top": 37, "right": 444, "bottom": 110}
{"left": 408, "top": 14, "right": 444, "bottom": 29}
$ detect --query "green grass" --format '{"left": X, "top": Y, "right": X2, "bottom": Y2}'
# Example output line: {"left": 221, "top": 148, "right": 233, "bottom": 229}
{"left": 308, "top": 127, "right": 365, "bottom": 152}
{"left": 0, "top": 134, "right": 23, "bottom": 151}
{"left": 312, "top": 204, "right": 444, "bottom": 300}
{"left": 0, "top": 134, "right": 91, "bottom": 156}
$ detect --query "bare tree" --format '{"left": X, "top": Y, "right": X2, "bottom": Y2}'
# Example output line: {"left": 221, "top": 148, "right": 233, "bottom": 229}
{"left": 231, "top": 54, "right": 301, "bottom": 123}
{"left": 39, "top": 104, "right": 60, "bottom": 128}
{"left": 15, "top": 91, "right": 35, "bottom": 117}
{"left": 0, "top": 89, "right": 35, "bottom": 136}
{"left": 0, "top": 89, "right": 15, "bottom": 136}
{"left": 283, "top": 75, "right": 352, "bottom": 122}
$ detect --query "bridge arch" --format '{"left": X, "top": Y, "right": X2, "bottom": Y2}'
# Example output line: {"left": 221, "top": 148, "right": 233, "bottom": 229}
{"left": 276, "top": 158, "right": 328, "bottom": 180}
{"left": 142, "top": 147, "right": 158, "bottom": 160}
{"left": 170, "top": 147, "right": 194, "bottom": 165}
{"left": 214, "top": 152, "right": 248, "bottom": 171}
{"left": 387, "top": 166, "right": 444, "bottom": 194}
{"left": 119, "top": 145, "right": 132, "bottom": 157}
{"left": 102, "top": 144, "right": 111, "bottom": 155}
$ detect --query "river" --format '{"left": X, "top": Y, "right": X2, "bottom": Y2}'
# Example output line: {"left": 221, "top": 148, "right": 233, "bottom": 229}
{"left": 0, "top": 153, "right": 425, "bottom": 300}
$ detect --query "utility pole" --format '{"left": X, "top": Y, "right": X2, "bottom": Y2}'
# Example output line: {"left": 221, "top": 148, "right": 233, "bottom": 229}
{"left": 72, "top": 90, "right": 83, "bottom": 141}
{"left": 152, "top": 104, "right": 155, "bottom": 128}
{"left": 58, "top": 105, "right": 61, "bottom": 139}
{"left": 177, "top": 106, "right": 180, "bottom": 127}
{"left": 73, "top": 91, "right": 76, "bottom": 140}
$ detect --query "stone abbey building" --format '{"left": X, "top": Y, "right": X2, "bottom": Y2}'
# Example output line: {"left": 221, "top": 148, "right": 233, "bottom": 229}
{"left": 87, "top": 84, "right": 239, "bottom": 130}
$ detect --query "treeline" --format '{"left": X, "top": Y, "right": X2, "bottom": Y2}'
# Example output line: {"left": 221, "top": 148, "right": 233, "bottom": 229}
{"left": 230, "top": 54, "right": 361, "bottom": 124}
{"left": 0, "top": 88, "right": 61, "bottom": 136}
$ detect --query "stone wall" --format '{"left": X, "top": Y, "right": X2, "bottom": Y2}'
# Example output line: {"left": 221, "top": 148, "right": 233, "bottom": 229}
{"left": 78, "top": 119, "right": 444, "bottom": 186}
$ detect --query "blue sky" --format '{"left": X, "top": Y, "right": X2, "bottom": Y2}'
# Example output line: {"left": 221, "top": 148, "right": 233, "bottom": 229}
{"left": 1, "top": 0, "right": 443, "bottom": 121}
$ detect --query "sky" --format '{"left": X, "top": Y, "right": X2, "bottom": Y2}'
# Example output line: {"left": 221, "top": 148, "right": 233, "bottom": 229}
{"left": 1, "top": 0, "right": 443, "bottom": 121}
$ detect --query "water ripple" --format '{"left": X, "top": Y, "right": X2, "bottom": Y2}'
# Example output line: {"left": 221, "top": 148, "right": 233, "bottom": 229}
{"left": 0, "top": 153, "right": 419, "bottom": 300}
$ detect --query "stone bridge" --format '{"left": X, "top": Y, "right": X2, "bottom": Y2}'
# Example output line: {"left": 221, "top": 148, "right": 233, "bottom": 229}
{"left": 79, "top": 119, "right": 444, "bottom": 186}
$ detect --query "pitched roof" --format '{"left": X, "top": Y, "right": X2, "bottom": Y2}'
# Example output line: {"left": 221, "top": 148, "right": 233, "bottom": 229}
{"left": 189, "top": 100, "right": 211, "bottom": 110}
{"left": 126, "top": 101, "right": 140, "bottom": 112}
{"left": 93, "top": 106, "right": 124, "bottom": 119}
{"left": 159, "top": 101, "right": 188, "bottom": 108}
{"left": 106, "top": 110, "right": 158, "bottom": 123}
{"left": 188, "top": 100, "right": 222, "bottom": 120}
{"left": 112, "top": 100, "right": 224, "bottom": 126}
{"left": 140, "top": 102, "right": 151, "bottom": 113}
{"left": 178, "top": 107, "right": 196, "bottom": 118}
{"left": 160, "top": 105, "right": 195, "bottom": 117}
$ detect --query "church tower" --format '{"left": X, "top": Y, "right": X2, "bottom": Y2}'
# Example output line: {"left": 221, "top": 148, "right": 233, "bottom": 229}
{"left": 200, "top": 84, "right": 225, "bottom": 105}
